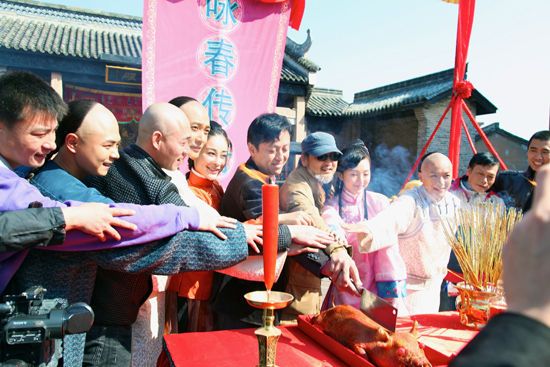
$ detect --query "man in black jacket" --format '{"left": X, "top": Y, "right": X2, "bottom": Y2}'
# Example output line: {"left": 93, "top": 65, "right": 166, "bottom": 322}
{"left": 0, "top": 208, "right": 66, "bottom": 252}
{"left": 492, "top": 130, "right": 550, "bottom": 211}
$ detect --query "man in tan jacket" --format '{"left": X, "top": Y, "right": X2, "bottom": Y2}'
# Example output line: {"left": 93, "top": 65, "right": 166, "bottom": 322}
{"left": 280, "top": 132, "right": 362, "bottom": 319}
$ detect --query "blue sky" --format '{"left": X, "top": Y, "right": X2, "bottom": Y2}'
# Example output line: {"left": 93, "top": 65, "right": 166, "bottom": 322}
{"left": 39, "top": 0, "right": 549, "bottom": 140}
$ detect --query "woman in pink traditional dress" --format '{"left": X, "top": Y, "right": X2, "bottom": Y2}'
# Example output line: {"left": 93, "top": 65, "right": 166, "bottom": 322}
{"left": 322, "top": 141, "right": 408, "bottom": 313}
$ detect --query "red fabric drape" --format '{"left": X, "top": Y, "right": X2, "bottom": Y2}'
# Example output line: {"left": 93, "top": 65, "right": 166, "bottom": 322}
{"left": 449, "top": 0, "right": 476, "bottom": 177}
{"left": 257, "top": 0, "right": 305, "bottom": 30}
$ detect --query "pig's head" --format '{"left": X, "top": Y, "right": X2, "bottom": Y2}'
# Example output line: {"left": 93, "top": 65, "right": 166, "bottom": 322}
{"left": 364, "top": 322, "right": 432, "bottom": 367}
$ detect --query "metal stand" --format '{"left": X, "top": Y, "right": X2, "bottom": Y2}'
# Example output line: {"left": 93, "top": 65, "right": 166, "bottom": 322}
{"left": 244, "top": 291, "right": 294, "bottom": 367}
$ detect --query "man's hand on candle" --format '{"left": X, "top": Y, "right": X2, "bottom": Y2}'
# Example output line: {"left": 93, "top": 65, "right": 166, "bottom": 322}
{"left": 326, "top": 249, "right": 362, "bottom": 296}
{"left": 279, "top": 211, "right": 314, "bottom": 226}
{"left": 287, "top": 225, "right": 331, "bottom": 252}
{"left": 243, "top": 223, "right": 261, "bottom": 253}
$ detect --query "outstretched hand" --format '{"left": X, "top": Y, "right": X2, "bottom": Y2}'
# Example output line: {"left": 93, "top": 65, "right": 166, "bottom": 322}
{"left": 342, "top": 221, "right": 374, "bottom": 252}
{"left": 243, "top": 223, "right": 261, "bottom": 253}
{"left": 287, "top": 225, "right": 331, "bottom": 254}
{"left": 279, "top": 211, "right": 314, "bottom": 226}
{"left": 195, "top": 204, "right": 237, "bottom": 240}
{"left": 62, "top": 203, "right": 137, "bottom": 242}
{"left": 323, "top": 249, "right": 362, "bottom": 296}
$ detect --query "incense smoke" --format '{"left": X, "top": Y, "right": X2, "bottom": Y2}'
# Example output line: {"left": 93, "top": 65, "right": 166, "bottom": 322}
{"left": 369, "top": 144, "right": 413, "bottom": 197}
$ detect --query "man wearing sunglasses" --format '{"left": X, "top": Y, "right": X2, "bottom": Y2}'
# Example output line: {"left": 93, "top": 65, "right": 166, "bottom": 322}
{"left": 280, "top": 132, "right": 361, "bottom": 321}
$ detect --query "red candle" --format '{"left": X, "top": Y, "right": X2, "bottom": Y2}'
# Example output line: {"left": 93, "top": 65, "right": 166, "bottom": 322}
{"left": 262, "top": 184, "right": 279, "bottom": 291}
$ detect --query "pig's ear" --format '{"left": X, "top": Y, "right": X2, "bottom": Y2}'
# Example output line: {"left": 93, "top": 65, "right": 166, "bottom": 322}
{"left": 363, "top": 341, "right": 390, "bottom": 354}
{"left": 376, "top": 327, "right": 390, "bottom": 342}
{"left": 352, "top": 345, "right": 367, "bottom": 355}
{"left": 409, "top": 320, "right": 419, "bottom": 337}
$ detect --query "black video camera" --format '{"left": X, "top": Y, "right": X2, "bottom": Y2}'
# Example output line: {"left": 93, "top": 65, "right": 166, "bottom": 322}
{"left": 0, "top": 286, "right": 94, "bottom": 366}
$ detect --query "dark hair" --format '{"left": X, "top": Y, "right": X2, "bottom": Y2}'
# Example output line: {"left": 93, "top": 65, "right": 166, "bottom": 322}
{"left": 188, "top": 121, "right": 232, "bottom": 170}
{"left": 467, "top": 152, "right": 499, "bottom": 169}
{"left": 528, "top": 130, "right": 550, "bottom": 148}
{"left": 0, "top": 71, "right": 67, "bottom": 128}
{"left": 334, "top": 140, "right": 370, "bottom": 195}
{"left": 337, "top": 140, "right": 370, "bottom": 174}
{"left": 209, "top": 120, "right": 232, "bottom": 151}
{"left": 168, "top": 96, "right": 198, "bottom": 108}
{"left": 418, "top": 151, "right": 438, "bottom": 173}
{"left": 55, "top": 100, "right": 98, "bottom": 151}
{"left": 246, "top": 113, "right": 292, "bottom": 148}
{"left": 334, "top": 140, "right": 371, "bottom": 218}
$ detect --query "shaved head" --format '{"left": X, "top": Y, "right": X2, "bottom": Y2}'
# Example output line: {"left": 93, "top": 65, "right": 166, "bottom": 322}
{"left": 137, "top": 102, "right": 191, "bottom": 170}
{"left": 78, "top": 103, "right": 118, "bottom": 138}
{"left": 54, "top": 101, "right": 121, "bottom": 179}
{"left": 418, "top": 152, "right": 453, "bottom": 201}
{"left": 138, "top": 102, "right": 189, "bottom": 141}
{"left": 420, "top": 152, "right": 452, "bottom": 173}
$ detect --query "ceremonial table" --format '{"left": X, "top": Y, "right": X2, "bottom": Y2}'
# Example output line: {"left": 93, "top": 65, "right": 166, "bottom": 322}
{"left": 160, "top": 311, "right": 478, "bottom": 367}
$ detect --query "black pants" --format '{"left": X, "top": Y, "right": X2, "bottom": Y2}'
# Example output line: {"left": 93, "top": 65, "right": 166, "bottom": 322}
{"left": 83, "top": 325, "right": 131, "bottom": 367}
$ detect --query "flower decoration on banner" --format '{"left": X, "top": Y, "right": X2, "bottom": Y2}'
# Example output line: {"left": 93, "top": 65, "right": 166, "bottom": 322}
{"left": 442, "top": 0, "right": 460, "bottom": 4}
{"left": 199, "top": 0, "right": 244, "bottom": 32}
{"left": 256, "top": 0, "right": 305, "bottom": 30}
{"left": 453, "top": 80, "right": 474, "bottom": 99}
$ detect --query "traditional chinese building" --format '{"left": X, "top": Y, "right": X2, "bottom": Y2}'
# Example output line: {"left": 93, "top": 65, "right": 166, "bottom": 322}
{"left": 305, "top": 68, "right": 498, "bottom": 194}
{"left": 0, "top": 0, "right": 318, "bottom": 146}
{"left": 475, "top": 123, "right": 528, "bottom": 171}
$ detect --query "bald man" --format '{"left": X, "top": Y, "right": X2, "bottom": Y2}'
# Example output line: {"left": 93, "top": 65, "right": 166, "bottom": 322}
{"left": 344, "top": 152, "right": 461, "bottom": 315}
{"left": 81, "top": 102, "right": 250, "bottom": 366}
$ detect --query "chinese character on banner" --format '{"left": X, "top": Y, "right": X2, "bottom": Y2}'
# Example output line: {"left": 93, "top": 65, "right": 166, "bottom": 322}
{"left": 143, "top": 0, "right": 291, "bottom": 185}
{"left": 200, "top": 86, "right": 235, "bottom": 127}
{"left": 199, "top": 37, "right": 238, "bottom": 80}
{"left": 200, "top": 0, "right": 243, "bottom": 31}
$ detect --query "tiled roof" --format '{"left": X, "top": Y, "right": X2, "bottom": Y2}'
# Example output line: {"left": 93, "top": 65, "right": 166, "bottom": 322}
{"left": 307, "top": 88, "right": 349, "bottom": 117}
{"left": 0, "top": 0, "right": 315, "bottom": 84}
{"left": 345, "top": 67, "right": 497, "bottom": 117}
{"left": 0, "top": 0, "right": 142, "bottom": 60}
{"left": 476, "top": 123, "right": 527, "bottom": 145}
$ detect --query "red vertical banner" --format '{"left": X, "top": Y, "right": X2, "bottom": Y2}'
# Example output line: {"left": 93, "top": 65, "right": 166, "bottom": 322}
{"left": 449, "top": 0, "right": 476, "bottom": 177}
{"left": 262, "top": 184, "right": 279, "bottom": 291}
{"left": 142, "top": 0, "right": 291, "bottom": 185}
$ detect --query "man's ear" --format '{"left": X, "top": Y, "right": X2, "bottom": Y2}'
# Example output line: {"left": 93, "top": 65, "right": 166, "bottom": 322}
{"left": 65, "top": 133, "right": 79, "bottom": 154}
{"left": 151, "top": 131, "right": 163, "bottom": 150}
{"left": 300, "top": 154, "right": 308, "bottom": 167}
{"left": 247, "top": 142, "right": 256, "bottom": 156}
{"left": 466, "top": 167, "right": 472, "bottom": 177}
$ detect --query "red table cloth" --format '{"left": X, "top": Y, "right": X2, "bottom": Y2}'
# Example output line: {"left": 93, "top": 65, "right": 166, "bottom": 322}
{"left": 160, "top": 325, "right": 348, "bottom": 366}
{"left": 160, "top": 312, "right": 477, "bottom": 366}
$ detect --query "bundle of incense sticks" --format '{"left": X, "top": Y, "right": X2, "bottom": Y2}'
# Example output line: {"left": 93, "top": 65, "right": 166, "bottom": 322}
{"left": 444, "top": 203, "right": 522, "bottom": 291}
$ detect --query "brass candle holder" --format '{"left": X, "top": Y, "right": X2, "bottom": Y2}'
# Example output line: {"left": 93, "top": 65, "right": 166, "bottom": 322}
{"left": 244, "top": 290, "right": 294, "bottom": 367}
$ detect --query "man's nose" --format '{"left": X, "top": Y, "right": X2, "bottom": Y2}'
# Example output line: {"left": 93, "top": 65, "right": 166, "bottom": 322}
{"left": 44, "top": 133, "right": 56, "bottom": 152}
{"left": 111, "top": 148, "right": 120, "bottom": 160}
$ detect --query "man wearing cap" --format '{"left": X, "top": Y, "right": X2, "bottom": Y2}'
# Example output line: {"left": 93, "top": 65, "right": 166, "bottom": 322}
{"left": 280, "top": 131, "right": 361, "bottom": 320}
